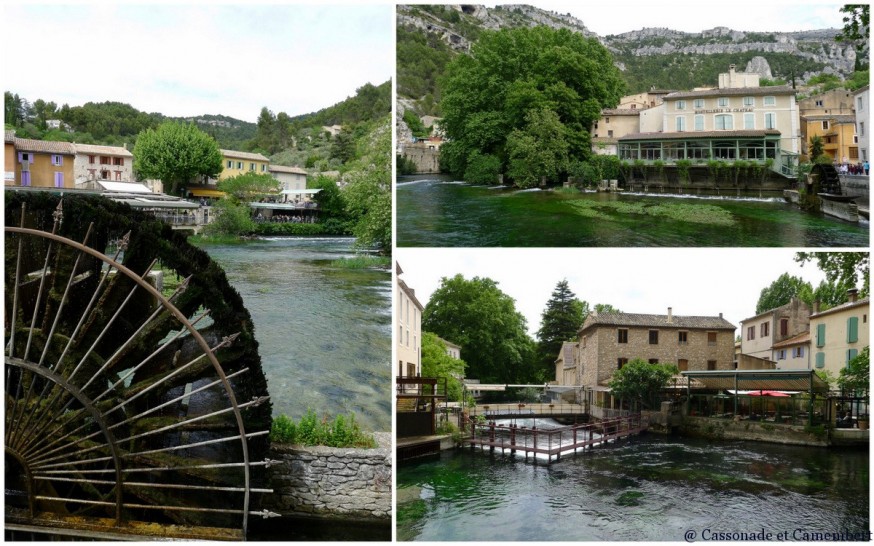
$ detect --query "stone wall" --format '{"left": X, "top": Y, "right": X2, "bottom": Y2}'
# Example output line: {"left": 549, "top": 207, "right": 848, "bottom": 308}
{"left": 263, "top": 432, "right": 391, "bottom": 522}
{"left": 403, "top": 147, "right": 440, "bottom": 174}
{"left": 840, "top": 175, "right": 869, "bottom": 201}
{"left": 680, "top": 416, "right": 829, "bottom": 447}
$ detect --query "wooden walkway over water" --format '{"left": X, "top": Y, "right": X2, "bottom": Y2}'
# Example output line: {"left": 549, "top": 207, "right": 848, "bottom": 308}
{"left": 465, "top": 414, "right": 646, "bottom": 464}
{"left": 468, "top": 402, "right": 587, "bottom": 420}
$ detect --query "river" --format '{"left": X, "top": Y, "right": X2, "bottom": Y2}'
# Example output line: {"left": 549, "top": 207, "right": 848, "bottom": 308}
{"left": 396, "top": 176, "right": 869, "bottom": 247}
{"left": 397, "top": 424, "right": 869, "bottom": 541}
{"left": 203, "top": 237, "right": 392, "bottom": 432}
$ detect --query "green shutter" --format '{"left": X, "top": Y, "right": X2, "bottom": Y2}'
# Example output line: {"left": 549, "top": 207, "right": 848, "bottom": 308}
{"left": 816, "top": 324, "right": 826, "bottom": 347}
{"left": 847, "top": 317, "right": 859, "bottom": 343}
{"left": 847, "top": 348, "right": 859, "bottom": 365}
{"left": 815, "top": 352, "right": 825, "bottom": 369}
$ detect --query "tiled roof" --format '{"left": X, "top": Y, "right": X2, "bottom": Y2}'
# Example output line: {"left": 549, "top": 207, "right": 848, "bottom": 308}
{"left": 580, "top": 312, "right": 735, "bottom": 332}
{"left": 221, "top": 149, "right": 269, "bottom": 162}
{"left": 618, "top": 129, "right": 781, "bottom": 141}
{"left": 269, "top": 165, "right": 307, "bottom": 175}
{"left": 810, "top": 297, "right": 870, "bottom": 319}
{"left": 771, "top": 331, "right": 810, "bottom": 349}
{"left": 13, "top": 137, "right": 76, "bottom": 155}
{"left": 801, "top": 114, "right": 856, "bottom": 123}
{"left": 601, "top": 109, "right": 641, "bottom": 116}
{"left": 557, "top": 342, "right": 576, "bottom": 364}
{"left": 665, "top": 85, "right": 795, "bottom": 100}
{"left": 72, "top": 143, "right": 133, "bottom": 157}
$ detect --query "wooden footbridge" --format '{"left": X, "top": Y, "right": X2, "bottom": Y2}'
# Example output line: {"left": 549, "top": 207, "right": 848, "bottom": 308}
{"left": 465, "top": 414, "right": 646, "bottom": 464}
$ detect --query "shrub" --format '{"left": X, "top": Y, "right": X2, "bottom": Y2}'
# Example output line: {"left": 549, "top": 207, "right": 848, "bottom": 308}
{"left": 270, "top": 409, "right": 377, "bottom": 448}
{"left": 464, "top": 151, "right": 502, "bottom": 184}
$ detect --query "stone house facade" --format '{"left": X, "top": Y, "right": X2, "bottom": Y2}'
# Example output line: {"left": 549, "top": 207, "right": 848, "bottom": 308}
{"left": 739, "top": 297, "right": 811, "bottom": 361}
{"left": 575, "top": 308, "right": 735, "bottom": 407}
{"left": 72, "top": 143, "right": 134, "bottom": 184}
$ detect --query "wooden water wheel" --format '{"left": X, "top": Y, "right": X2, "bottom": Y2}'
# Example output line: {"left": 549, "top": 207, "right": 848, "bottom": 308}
{"left": 5, "top": 193, "right": 275, "bottom": 540}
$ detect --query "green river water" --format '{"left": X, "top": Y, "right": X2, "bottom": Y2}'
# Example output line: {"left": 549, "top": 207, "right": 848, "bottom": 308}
{"left": 398, "top": 424, "right": 869, "bottom": 541}
{"left": 396, "top": 176, "right": 869, "bottom": 247}
{"left": 203, "top": 237, "right": 391, "bottom": 432}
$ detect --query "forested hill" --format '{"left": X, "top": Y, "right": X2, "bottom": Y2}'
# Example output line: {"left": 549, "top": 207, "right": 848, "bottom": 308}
{"left": 4, "top": 79, "right": 390, "bottom": 155}
{"left": 397, "top": 4, "right": 867, "bottom": 116}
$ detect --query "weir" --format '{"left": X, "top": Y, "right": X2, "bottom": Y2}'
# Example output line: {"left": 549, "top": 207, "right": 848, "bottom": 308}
{"left": 465, "top": 414, "right": 647, "bottom": 464}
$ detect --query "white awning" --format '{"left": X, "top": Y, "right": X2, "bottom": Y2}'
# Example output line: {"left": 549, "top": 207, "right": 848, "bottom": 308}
{"left": 281, "top": 189, "right": 321, "bottom": 195}
{"left": 98, "top": 181, "right": 152, "bottom": 193}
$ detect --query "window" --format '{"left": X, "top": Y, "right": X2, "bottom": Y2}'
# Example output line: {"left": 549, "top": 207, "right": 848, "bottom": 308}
{"left": 816, "top": 99, "right": 824, "bottom": 107}
{"left": 608, "top": 130, "right": 614, "bottom": 138}
{"left": 780, "top": 318, "right": 788, "bottom": 337}
{"left": 100, "top": 156, "right": 111, "bottom": 165}
{"left": 113, "top": 157, "right": 124, "bottom": 166}
{"left": 847, "top": 348, "right": 859, "bottom": 364}
{"left": 792, "top": 346, "right": 804, "bottom": 358}
{"left": 51, "top": 155, "right": 63, "bottom": 166}
{"left": 777, "top": 349, "right": 786, "bottom": 360}
{"left": 694, "top": 99, "right": 704, "bottom": 109}
{"left": 617, "top": 358, "right": 628, "bottom": 370}
{"left": 715, "top": 114, "right": 733, "bottom": 130}
{"left": 847, "top": 316, "right": 859, "bottom": 343}
{"left": 760, "top": 322, "right": 769, "bottom": 337}
{"left": 815, "top": 352, "right": 825, "bottom": 368}
{"left": 88, "top": 155, "right": 95, "bottom": 164}
{"left": 605, "top": 117, "right": 610, "bottom": 123}
{"left": 236, "top": 161, "right": 243, "bottom": 169}
{"left": 744, "top": 113, "right": 755, "bottom": 129}
{"left": 405, "top": 329, "right": 409, "bottom": 347}
{"left": 115, "top": 171, "right": 121, "bottom": 180}
{"left": 249, "top": 162, "right": 256, "bottom": 171}
{"left": 227, "top": 160, "right": 233, "bottom": 168}
{"left": 707, "top": 332, "right": 717, "bottom": 346}
{"left": 261, "top": 164, "right": 267, "bottom": 172}
{"left": 860, "top": 122, "right": 865, "bottom": 137}
{"left": 100, "top": 170, "right": 110, "bottom": 180}
{"left": 718, "top": 97, "right": 729, "bottom": 107}
{"left": 648, "top": 358, "right": 659, "bottom": 364}
{"left": 707, "top": 360, "right": 717, "bottom": 370}
{"left": 764, "top": 113, "right": 776, "bottom": 129}
{"left": 618, "top": 329, "right": 628, "bottom": 343}
{"left": 694, "top": 115, "right": 704, "bottom": 131}
{"left": 816, "top": 324, "right": 826, "bottom": 347}
{"left": 746, "top": 326, "right": 755, "bottom": 340}
{"left": 677, "top": 359, "right": 689, "bottom": 371}
{"left": 858, "top": 97, "right": 864, "bottom": 111}
{"left": 676, "top": 100, "right": 686, "bottom": 110}
{"left": 649, "top": 330, "right": 659, "bottom": 344}
{"left": 743, "top": 96, "right": 754, "bottom": 107}
{"left": 407, "top": 363, "right": 416, "bottom": 378}
{"left": 676, "top": 116, "right": 686, "bottom": 131}
{"left": 763, "top": 96, "right": 776, "bottom": 106}
{"left": 822, "top": 120, "right": 830, "bottom": 130}
{"left": 678, "top": 331, "right": 688, "bottom": 344}
{"left": 18, "top": 152, "right": 31, "bottom": 163}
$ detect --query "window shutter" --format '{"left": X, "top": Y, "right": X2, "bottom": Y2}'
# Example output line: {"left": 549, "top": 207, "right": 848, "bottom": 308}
{"left": 816, "top": 324, "right": 826, "bottom": 347}
{"left": 815, "top": 352, "right": 825, "bottom": 368}
{"left": 847, "top": 317, "right": 859, "bottom": 343}
{"left": 847, "top": 348, "right": 858, "bottom": 364}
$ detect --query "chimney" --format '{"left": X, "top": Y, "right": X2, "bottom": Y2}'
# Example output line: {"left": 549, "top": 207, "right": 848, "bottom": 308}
{"left": 729, "top": 64, "right": 736, "bottom": 75}
{"left": 719, "top": 312, "right": 723, "bottom": 319}
{"left": 667, "top": 307, "right": 673, "bottom": 323}
{"left": 848, "top": 288, "right": 858, "bottom": 303}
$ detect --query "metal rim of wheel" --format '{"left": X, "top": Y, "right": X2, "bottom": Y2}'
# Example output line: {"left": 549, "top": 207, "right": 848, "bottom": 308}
{"left": 5, "top": 201, "right": 275, "bottom": 540}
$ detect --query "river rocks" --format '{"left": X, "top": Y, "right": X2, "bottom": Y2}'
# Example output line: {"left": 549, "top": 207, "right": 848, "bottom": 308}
{"left": 264, "top": 432, "right": 391, "bottom": 522}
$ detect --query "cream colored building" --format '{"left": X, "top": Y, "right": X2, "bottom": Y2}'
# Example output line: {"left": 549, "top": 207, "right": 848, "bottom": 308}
{"left": 396, "top": 263, "right": 424, "bottom": 379}
{"left": 854, "top": 85, "right": 868, "bottom": 162}
{"left": 809, "top": 293, "right": 869, "bottom": 378}
{"left": 218, "top": 149, "right": 270, "bottom": 180}
{"left": 592, "top": 109, "right": 641, "bottom": 156}
{"left": 771, "top": 332, "right": 811, "bottom": 370}
{"left": 739, "top": 298, "right": 811, "bottom": 361}
{"left": 798, "top": 88, "right": 856, "bottom": 118}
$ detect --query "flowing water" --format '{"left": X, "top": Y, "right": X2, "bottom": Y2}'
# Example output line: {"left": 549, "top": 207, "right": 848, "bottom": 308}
{"left": 397, "top": 423, "right": 869, "bottom": 541}
{"left": 203, "top": 237, "right": 391, "bottom": 432}
{"left": 396, "top": 176, "right": 869, "bottom": 247}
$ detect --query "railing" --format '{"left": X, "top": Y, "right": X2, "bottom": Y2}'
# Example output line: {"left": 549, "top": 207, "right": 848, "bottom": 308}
{"left": 469, "top": 402, "right": 585, "bottom": 418}
{"left": 466, "top": 414, "right": 645, "bottom": 463}
{"left": 589, "top": 406, "right": 633, "bottom": 420}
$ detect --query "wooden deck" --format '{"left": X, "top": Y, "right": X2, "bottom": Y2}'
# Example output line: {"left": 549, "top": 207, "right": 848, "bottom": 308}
{"left": 468, "top": 402, "right": 586, "bottom": 419}
{"left": 465, "top": 415, "right": 646, "bottom": 464}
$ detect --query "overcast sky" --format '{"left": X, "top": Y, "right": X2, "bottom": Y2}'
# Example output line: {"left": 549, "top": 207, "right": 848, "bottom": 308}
{"left": 396, "top": 248, "right": 838, "bottom": 338}
{"left": 2, "top": 3, "right": 393, "bottom": 122}
{"left": 479, "top": 1, "right": 847, "bottom": 35}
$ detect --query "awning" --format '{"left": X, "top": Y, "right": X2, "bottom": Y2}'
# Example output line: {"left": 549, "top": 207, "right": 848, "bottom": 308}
{"left": 681, "top": 369, "right": 829, "bottom": 394}
{"left": 281, "top": 189, "right": 321, "bottom": 195}
{"left": 189, "top": 188, "right": 225, "bottom": 198}
{"left": 113, "top": 198, "right": 199, "bottom": 209}
{"left": 98, "top": 181, "right": 152, "bottom": 193}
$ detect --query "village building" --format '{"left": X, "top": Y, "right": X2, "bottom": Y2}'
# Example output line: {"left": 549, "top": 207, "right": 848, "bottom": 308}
{"left": 268, "top": 165, "right": 319, "bottom": 205}
{"left": 72, "top": 143, "right": 134, "bottom": 186}
{"left": 809, "top": 291, "right": 869, "bottom": 378}
{"left": 770, "top": 331, "right": 811, "bottom": 370}
{"left": 617, "top": 65, "right": 801, "bottom": 176}
{"left": 801, "top": 114, "right": 858, "bottom": 163}
{"left": 396, "top": 263, "right": 424, "bottom": 380}
{"left": 437, "top": 337, "right": 461, "bottom": 360}
{"left": 853, "top": 85, "right": 869, "bottom": 163}
{"left": 591, "top": 89, "right": 672, "bottom": 156}
{"left": 739, "top": 298, "right": 812, "bottom": 364}
{"left": 572, "top": 308, "right": 735, "bottom": 409}
{"left": 797, "top": 87, "right": 856, "bottom": 118}
{"left": 5, "top": 131, "right": 76, "bottom": 189}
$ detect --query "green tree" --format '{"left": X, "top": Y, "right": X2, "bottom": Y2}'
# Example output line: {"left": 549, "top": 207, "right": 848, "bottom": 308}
{"left": 463, "top": 151, "right": 502, "bottom": 184}
{"left": 837, "top": 4, "right": 870, "bottom": 46}
{"left": 608, "top": 359, "right": 679, "bottom": 411}
{"left": 809, "top": 135, "right": 827, "bottom": 162}
{"left": 796, "top": 252, "right": 869, "bottom": 297}
{"left": 204, "top": 198, "right": 255, "bottom": 237}
{"left": 756, "top": 273, "right": 814, "bottom": 314}
{"left": 811, "top": 278, "right": 855, "bottom": 310}
{"left": 331, "top": 125, "right": 358, "bottom": 164}
{"left": 506, "top": 108, "right": 570, "bottom": 187}
{"left": 217, "top": 172, "right": 280, "bottom": 204}
{"left": 423, "top": 274, "right": 536, "bottom": 386}
{"left": 439, "top": 26, "right": 624, "bottom": 180}
{"left": 310, "top": 175, "right": 349, "bottom": 222}
{"left": 133, "top": 122, "right": 223, "bottom": 196}
{"left": 838, "top": 346, "right": 869, "bottom": 394}
{"left": 535, "top": 279, "right": 585, "bottom": 382}
{"left": 342, "top": 119, "right": 391, "bottom": 252}
{"left": 421, "top": 332, "right": 467, "bottom": 402}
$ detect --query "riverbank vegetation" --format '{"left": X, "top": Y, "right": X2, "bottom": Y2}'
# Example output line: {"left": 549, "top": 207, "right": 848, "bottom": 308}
{"left": 271, "top": 410, "right": 377, "bottom": 448}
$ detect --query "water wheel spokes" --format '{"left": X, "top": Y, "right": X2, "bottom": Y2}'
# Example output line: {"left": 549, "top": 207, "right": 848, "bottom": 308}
{"left": 5, "top": 200, "right": 276, "bottom": 540}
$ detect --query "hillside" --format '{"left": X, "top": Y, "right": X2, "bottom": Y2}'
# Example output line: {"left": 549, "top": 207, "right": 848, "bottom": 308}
{"left": 397, "top": 4, "right": 866, "bottom": 115}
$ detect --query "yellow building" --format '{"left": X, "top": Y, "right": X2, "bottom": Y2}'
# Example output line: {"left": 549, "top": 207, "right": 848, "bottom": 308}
{"left": 8, "top": 134, "right": 76, "bottom": 189}
{"left": 218, "top": 149, "right": 270, "bottom": 180}
{"left": 801, "top": 114, "right": 859, "bottom": 163}
{"left": 4, "top": 131, "right": 15, "bottom": 185}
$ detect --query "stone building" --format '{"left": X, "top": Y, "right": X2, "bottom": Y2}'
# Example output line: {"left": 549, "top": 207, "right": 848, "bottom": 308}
{"left": 72, "top": 143, "right": 134, "bottom": 185}
{"left": 574, "top": 308, "right": 735, "bottom": 408}
{"left": 739, "top": 297, "right": 811, "bottom": 362}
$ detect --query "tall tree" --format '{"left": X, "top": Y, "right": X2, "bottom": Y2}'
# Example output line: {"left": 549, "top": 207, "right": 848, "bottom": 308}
{"left": 343, "top": 119, "right": 391, "bottom": 252}
{"left": 421, "top": 332, "right": 467, "bottom": 402}
{"left": 796, "top": 252, "right": 869, "bottom": 298}
{"left": 536, "top": 280, "right": 585, "bottom": 382}
{"left": 217, "top": 172, "right": 280, "bottom": 204}
{"left": 439, "top": 25, "right": 625, "bottom": 182}
{"left": 756, "top": 273, "right": 814, "bottom": 314}
{"left": 423, "top": 274, "right": 535, "bottom": 386}
{"left": 506, "top": 108, "right": 570, "bottom": 188}
{"left": 608, "top": 359, "right": 679, "bottom": 411}
{"left": 133, "top": 122, "right": 223, "bottom": 196}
